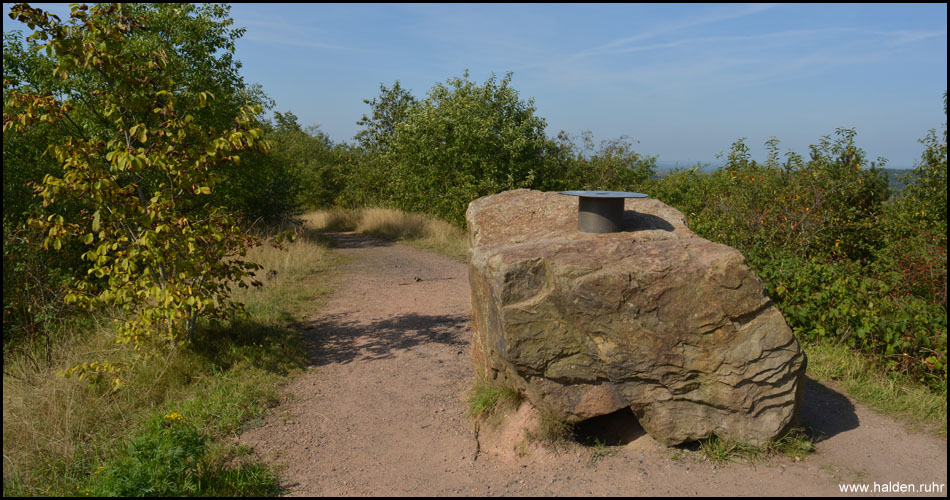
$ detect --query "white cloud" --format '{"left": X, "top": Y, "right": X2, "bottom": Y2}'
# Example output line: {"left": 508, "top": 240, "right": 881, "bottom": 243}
{"left": 575, "top": 4, "right": 779, "bottom": 60}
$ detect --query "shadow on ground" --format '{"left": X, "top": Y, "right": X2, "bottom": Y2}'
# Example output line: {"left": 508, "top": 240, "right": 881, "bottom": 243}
{"left": 320, "top": 231, "right": 395, "bottom": 249}
{"left": 799, "top": 376, "right": 859, "bottom": 442}
{"left": 301, "top": 312, "right": 469, "bottom": 367}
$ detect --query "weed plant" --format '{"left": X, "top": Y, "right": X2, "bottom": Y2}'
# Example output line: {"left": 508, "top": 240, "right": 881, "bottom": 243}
{"left": 585, "top": 437, "right": 618, "bottom": 466}
{"left": 83, "top": 412, "right": 281, "bottom": 496}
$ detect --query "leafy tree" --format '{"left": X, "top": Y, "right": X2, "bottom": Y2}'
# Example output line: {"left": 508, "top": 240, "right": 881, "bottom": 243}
{"left": 906, "top": 91, "right": 948, "bottom": 230}
{"left": 355, "top": 80, "right": 417, "bottom": 154}
{"left": 538, "top": 130, "right": 655, "bottom": 191}
{"left": 3, "top": 4, "right": 288, "bottom": 363}
{"left": 4, "top": 3, "right": 271, "bottom": 384}
{"left": 266, "top": 111, "right": 345, "bottom": 211}
{"left": 348, "top": 73, "right": 657, "bottom": 219}
{"left": 2, "top": 29, "right": 73, "bottom": 230}
{"left": 3, "top": 4, "right": 280, "bottom": 224}
{"left": 345, "top": 81, "right": 419, "bottom": 208}
{"left": 384, "top": 71, "right": 548, "bottom": 224}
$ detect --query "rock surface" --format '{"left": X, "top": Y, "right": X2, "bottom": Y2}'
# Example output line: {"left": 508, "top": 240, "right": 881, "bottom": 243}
{"left": 466, "top": 189, "right": 806, "bottom": 446}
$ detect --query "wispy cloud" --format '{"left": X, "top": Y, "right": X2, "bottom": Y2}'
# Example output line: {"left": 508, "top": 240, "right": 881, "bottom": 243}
{"left": 603, "top": 28, "right": 851, "bottom": 55}
{"left": 518, "top": 4, "right": 946, "bottom": 95}
{"left": 243, "top": 32, "right": 360, "bottom": 52}
{"left": 510, "top": 4, "right": 779, "bottom": 75}
{"left": 572, "top": 3, "right": 778, "bottom": 60}
{"left": 235, "top": 14, "right": 364, "bottom": 52}
{"left": 873, "top": 28, "right": 948, "bottom": 46}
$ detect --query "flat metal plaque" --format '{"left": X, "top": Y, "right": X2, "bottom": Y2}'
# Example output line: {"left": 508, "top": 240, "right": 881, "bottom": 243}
{"left": 558, "top": 191, "right": 649, "bottom": 233}
{"left": 559, "top": 191, "right": 649, "bottom": 198}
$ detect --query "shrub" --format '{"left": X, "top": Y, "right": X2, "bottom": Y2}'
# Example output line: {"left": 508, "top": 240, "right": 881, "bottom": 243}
{"left": 650, "top": 129, "right": 945, "bottom": 390}
{"left": 85, "top": 411, "right": 281, "bottom": 497}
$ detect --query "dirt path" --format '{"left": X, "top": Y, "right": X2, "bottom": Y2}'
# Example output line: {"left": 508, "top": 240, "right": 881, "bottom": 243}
{"left": 239, "top": 232, "right": 947, "bottom": 496}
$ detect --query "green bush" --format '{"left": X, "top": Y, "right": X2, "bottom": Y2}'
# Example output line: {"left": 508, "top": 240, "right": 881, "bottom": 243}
{"left": 85, "top": 411, "right": 280, "bottom": 497}
{"left": 538, "top": 130, "right": 656, "bottom": 192}
{"left": 385, "top": 71, "right": 549, "bottom": 225}
{"left": 649, "top": 129, "right": 946, "bottom": 390}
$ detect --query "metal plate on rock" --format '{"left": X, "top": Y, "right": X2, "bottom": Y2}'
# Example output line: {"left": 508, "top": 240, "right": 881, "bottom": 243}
{"left": 558, "top": 190, "right": 648, "bottom": 198}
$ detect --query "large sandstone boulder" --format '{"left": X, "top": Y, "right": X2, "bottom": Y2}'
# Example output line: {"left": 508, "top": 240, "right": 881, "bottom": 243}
{"left": 467, "top": 189, "right": 805, "bottom": 446}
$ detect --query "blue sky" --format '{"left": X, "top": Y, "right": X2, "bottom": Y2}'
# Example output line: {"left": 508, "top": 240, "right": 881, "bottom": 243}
{"left": 5, "top": 3, "right": 947, "bottom": 168}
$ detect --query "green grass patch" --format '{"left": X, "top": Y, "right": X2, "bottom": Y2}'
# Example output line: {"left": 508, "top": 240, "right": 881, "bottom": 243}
{"left": 3, "top": 319, "right": 304, "bottom": 497}
{"left": 697, "top": 427, "right": 815, "bottom": 465}
{"left": 467, "top": 376, "right": 522, "bottom": 421}
{"left": 81, "top": 407, "right": 282, "bottom": 496}
{"left": 804, "top": 341, "right": 947, "bottom": 437}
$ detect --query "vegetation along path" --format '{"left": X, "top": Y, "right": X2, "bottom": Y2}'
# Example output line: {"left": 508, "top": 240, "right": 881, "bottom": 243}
{"left": 239, "top": 231, "right": 947, "bottom": 496}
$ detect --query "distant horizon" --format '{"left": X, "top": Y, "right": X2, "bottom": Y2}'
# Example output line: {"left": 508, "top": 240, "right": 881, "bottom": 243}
{"left": 651, "top": 160, "right": 919, "bottom": 171}
{"left": 3, "top": 3, "right": 946, "bottom": 167}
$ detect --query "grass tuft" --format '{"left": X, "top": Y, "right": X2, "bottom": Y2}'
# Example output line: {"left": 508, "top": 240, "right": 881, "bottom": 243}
{"left": 764, "top": 427, "right": 816, "bottom": 460}
{"left": 524, "top": 406, "right": 574, "bottom": 446}
{"left": 467, "top": 376, "right": 522, "bottom": 421}
{"left": 698, "top": 427, "right": 815, "bottom": 465}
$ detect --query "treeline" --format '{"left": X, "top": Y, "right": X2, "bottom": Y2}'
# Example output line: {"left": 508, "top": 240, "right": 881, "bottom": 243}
{"left": 232, "top": 74, "right": 658, "bottom": 227}
{"left": 3, "top": 4, "right": 945, "bottom": 389}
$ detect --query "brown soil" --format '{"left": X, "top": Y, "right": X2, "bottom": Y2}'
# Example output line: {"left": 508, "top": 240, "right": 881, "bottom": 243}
{"left": 238, "top": 232, "right": 948, "bottom": 496}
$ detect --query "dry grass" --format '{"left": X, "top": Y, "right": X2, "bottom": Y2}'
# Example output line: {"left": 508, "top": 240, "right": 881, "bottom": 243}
{"left": 233, "top": 218, "right": 339, "bottom": 322}
{"left": 2, "top": 221, "right": 337, "bottom": 495}
{"left": 304, "top": 207, "right": 467, "bottom": 261}
{"left": 523, "top": 405, "right": 573, "bottom": 446}
{"left": 2, "top": 319, "right": 203, "bottom": 494}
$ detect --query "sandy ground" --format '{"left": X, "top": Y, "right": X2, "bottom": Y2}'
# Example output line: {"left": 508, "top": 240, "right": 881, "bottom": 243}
{"left": 238, "top": 232, "right": 948, "bottom": 497}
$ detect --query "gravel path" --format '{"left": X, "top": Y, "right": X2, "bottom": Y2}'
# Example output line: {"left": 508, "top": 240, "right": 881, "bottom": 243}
{"left": 238, "top": 231, "right": 948, "bottom": 496}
